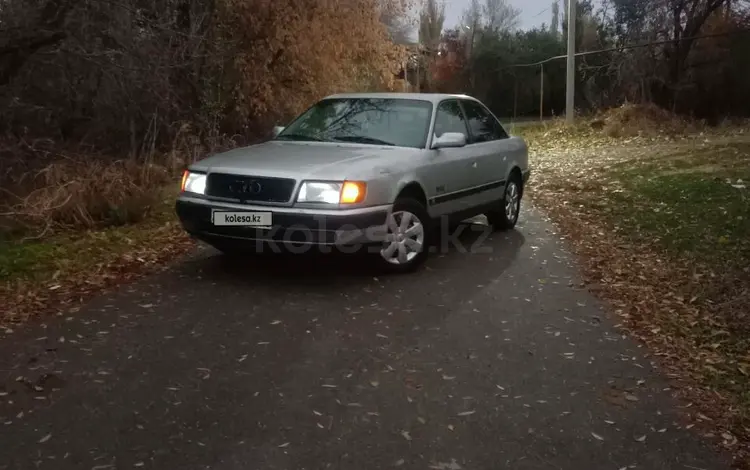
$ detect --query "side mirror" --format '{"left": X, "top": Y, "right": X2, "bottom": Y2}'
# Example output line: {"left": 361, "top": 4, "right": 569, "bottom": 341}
{"left": 432, "top": 132, "right": 467, "bottom": 149}
{"left": 272, "top": 126, "right": 285, "bottom": 137}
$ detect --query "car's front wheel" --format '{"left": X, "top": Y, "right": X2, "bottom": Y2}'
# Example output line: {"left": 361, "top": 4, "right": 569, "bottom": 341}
{"left": 375, "top": 198, "right": 432, "bottom": 273}
{"left": 486, "top": 172, "right": 522, "bottom": 230}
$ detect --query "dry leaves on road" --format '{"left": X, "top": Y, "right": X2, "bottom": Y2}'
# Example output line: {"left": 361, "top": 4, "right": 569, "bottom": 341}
{"left": 520, "top": 121, "right": 750, "bottom": 468}
{"left": 1, "top": 220, "right": 195, "bottom": 327}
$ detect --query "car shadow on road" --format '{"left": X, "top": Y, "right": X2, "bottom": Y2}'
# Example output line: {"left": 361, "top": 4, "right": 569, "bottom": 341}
{"left": 182, "top": 219, "right": 527, "bottom": 287}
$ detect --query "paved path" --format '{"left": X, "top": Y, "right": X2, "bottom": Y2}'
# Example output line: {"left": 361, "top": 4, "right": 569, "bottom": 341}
{"left": 0, "top": 207, "right": 729, "bottom": 470}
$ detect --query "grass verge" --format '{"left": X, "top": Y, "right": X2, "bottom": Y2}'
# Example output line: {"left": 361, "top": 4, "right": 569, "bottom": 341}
{"left": 0, "top": 186, "right": 194, "bottom": 326}
{"left": 519, "top": 119, "right": 750, "bottom": 467}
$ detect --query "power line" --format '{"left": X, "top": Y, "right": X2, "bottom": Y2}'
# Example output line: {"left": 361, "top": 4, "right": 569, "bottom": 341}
{"left": 511, "top": 27, "right": 750, "bottom": 68}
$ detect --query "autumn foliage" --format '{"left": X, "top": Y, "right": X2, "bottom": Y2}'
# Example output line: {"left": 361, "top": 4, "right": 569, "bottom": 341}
{"left": 432, "top": 28, "right": 467, "bottom": 91}
{"left": 216, "top": 0, "right": 410, "bottom": 133}
{"left": 0, "top": 0, "right": 410, "bottom": 233}
{"left": 0, "top": 0, "right": 409, "bottom": 157}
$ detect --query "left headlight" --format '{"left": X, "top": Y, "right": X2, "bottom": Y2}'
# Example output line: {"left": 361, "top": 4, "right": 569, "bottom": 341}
{"left": 297, "top": 181, "right": 366, "bottom": 204}
{"left": 181, "top": 170, "right": 207, "bottom": 195}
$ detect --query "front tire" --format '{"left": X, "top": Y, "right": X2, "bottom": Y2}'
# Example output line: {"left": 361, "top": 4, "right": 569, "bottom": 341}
{"left": 486, "top": 173, "right": 522, "bottom": 231}
{"left": 375, "top": 198, "right": 432, "bottom": 274}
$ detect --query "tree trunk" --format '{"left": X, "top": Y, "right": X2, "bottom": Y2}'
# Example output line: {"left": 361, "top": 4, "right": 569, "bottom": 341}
{"left": 0, "top": 0, "right": 77, "bottom": 87}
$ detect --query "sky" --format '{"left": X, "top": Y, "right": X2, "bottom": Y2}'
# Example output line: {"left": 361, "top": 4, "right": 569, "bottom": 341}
{"left": 443, "top": 0, "right": 555, "bottom": 31}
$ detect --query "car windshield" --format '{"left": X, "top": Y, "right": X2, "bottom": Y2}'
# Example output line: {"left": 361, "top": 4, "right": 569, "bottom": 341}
{"left": 276, "top": 98, "right": 433, "bottom": 149}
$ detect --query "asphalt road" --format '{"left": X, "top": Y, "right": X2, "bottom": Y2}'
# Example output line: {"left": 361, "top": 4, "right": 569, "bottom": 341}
{"left": 0, "top": 206, "right": 729, "bottom": 470}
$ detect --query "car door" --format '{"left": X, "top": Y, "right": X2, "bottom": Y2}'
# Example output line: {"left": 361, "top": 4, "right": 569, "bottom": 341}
{"left": 421, "top": 99, "right": 478, "bottom": 218}
{"left": 460, "top": 99, "right": 522, "bottom": 208}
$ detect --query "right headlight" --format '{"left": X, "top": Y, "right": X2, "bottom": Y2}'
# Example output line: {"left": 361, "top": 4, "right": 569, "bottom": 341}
{"left": 180, "top": 170, "right": 207, "bottom": 195}
{"left": 296, "top": 181, "right": 366, "bottom": 204}
{"left": 297, "top": 181, "right": 342, "bottom": 204}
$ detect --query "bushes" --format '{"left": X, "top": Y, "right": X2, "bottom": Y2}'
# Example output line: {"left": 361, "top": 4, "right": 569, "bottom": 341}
{"left": 598, "top": 103, "right": 698, "bottom": 138}
{"left": 0, "top": 154, "right": 174, "bottom": 236}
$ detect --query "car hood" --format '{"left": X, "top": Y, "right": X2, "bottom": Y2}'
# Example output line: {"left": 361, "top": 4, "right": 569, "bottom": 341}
{"left": 190, "top": 141, "right": 409, "bottom": 180}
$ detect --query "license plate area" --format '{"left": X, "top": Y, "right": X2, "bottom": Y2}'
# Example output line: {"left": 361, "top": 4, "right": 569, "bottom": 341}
{"left": 211, "top": 211, "right": 272, "bottom": 227}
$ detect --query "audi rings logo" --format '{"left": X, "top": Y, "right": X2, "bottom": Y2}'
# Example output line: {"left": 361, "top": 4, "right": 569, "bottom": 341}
{"left": 229, "top": 179, "right": 262, "bottom": 195}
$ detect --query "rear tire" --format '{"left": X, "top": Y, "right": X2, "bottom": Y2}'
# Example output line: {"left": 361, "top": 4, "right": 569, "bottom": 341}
{"left": 486, "top": 172, "right": 522, "bottom": 231}
{"left": 374, "top": 198, "right": 432, "bottom": 274}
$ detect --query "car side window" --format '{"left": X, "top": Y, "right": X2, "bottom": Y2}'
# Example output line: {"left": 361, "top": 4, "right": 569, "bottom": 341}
{"left": 433, "top": 100, "right": 469, "bottom": 138}
{"left": 461, "top": 100, "right": 509, "bottom": 143}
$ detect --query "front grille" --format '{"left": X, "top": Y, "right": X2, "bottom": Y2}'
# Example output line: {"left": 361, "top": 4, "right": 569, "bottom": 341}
{"left": 206, "top": 173, "right": 296, "bottom": 203}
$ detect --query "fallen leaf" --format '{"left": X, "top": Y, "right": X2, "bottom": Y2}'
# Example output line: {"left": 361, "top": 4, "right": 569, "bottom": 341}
{"left": 38, "top": 434, "right": 51, "bottom": 443}
{"left": 591, "top": 432, "right": 604, "bottom": 441}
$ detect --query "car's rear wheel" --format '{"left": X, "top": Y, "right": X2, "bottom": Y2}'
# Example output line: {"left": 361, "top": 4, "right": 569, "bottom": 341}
{"left": 375, "top": 198, "right": 432, "bottom": 273}
{"left": 486, "top": 172, "right": 522, "bottom": 231}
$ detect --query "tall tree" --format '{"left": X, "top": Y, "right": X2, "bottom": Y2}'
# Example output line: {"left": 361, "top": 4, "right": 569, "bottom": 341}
{"left": 419, "top": 0, "right": 445, "bottom": 50}
{"left": 607, "top": 0, "right": 733, "bottom": 104}
{"left": 551, "top": 0, "right": 561, "bottom": 38}
{"left": 461, "top": 0, "right": 482, "bottom": 59}
{"left": 381, "top": 0, "right": 417, "bottom": 45}
{"left": 482, "top": 0, "right": 521, "bottom": 33}
{"left": 663, "top": 0, "right": 731, "bottom": 93}
{"left": 418, "top": 0, "right": 445, "bottom": 91}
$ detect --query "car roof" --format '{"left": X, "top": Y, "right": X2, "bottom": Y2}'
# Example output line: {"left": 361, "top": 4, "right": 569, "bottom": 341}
{"left": 323, "top": 92, "right": 480, "bottom": 104}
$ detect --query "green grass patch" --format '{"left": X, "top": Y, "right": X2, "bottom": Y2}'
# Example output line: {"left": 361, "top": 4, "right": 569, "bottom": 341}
{"left": 0, "top": 186, "right": 181, "bottom": 284}
{"left": 609, "top": 172, "right": 750, "bottom": 266}
{"left": 590, "top": 141, "right": 750, "bottom": 268}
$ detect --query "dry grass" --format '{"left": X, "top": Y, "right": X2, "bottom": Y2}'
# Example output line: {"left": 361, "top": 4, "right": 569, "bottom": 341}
{"left": 0, "top": 131, "right": 210, "bottom": 237}
{"left": 594, "top": 102, "right": 699, "bottom": 138}
{"left": 0, "top": 187, "right": 195, "bottom": 325}
{"left": 0, "top": 128, "right": 256, "bottom": 324}
{"left": 1, "top": 159, "right": 172, "bottom": 234}
{"left": 0, "top": 135, "right": 204, "bottom": 325}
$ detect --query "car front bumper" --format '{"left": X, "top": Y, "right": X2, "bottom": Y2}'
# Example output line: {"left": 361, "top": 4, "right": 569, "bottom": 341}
{"left": 175, "top": 195, "right": 391, "bottom": 248}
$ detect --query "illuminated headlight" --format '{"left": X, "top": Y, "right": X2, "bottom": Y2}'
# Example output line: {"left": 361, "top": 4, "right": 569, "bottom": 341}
{"left": 296, "top": 181, "right": 366, "bottom": 204}
{"left": 297, "top": 182, "right": 342, "bottom": 204}
{"left": 180, "top": 171, "right": 207, "bottom": 195}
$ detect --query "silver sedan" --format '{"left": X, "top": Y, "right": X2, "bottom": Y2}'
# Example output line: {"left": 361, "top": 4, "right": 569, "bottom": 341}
{"left": 176, "top": 93, "right": 530, "bottom": 272}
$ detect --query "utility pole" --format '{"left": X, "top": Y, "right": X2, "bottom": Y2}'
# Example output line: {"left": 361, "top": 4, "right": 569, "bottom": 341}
{"left": 565, "top": 0, "right": 576, "bottom": 124}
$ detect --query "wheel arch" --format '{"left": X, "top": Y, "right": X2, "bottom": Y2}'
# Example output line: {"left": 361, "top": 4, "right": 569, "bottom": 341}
{"left": 507, "top": 165, "right": 524, "bottom": 196}
{"left": 393, "top": 180, "right": 428, "bottom": 207}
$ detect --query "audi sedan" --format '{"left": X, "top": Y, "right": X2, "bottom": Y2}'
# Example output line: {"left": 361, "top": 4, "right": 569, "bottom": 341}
{"left": 175, "top": 93, "right": 530, "bottom": 273}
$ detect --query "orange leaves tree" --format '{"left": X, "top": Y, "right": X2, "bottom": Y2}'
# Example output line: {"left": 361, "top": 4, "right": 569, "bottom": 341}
{"left": 214, "top": 0, "right": 411, "bottom": 133}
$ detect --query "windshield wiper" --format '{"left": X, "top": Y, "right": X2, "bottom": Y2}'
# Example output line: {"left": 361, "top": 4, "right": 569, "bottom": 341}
{"left": 332, "top": 135, "right": 396, "bottom": 146}
{"left": 275, "top": 133, "right": 324, "bottom": 142}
